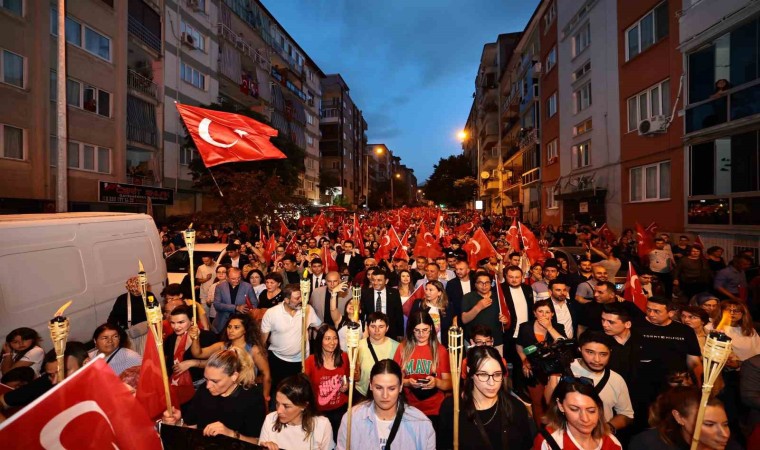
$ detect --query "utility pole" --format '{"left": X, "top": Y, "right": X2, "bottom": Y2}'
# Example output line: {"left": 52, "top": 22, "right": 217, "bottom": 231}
{"left": 55, "top": 0, "right": 68, "bottom": 212}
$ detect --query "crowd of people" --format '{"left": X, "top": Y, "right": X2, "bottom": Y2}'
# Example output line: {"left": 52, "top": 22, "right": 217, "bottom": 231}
{"left": 1, "top": 209, "right": 759, "bottom": 450}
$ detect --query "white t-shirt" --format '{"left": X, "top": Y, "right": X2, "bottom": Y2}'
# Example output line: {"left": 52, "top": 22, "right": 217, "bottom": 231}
{"left": 570, "top": 359, "right": 634, "bottom": 421}
{"left": 510, "top": 286, "right": 529, "bottom": 338}
{"left": 426, "top": 304, "right": 442, "bottom": 342}
{"left": 258, "top": 411, "right": 335, "bottom": 450}
{"left": 552, "top": 299, "right": 574, "bottom": 339}
{"left": 261, "top": 303, "right": 322, "bottom": 362}
{"left": 12, "top": 346, "right": 45, "bottom": 375}
{"left": 460, "top": 279, "right": 472, "bottom": 296}
{"left": 196, "top": 263, "right": 218, "bottom": 310}
{"left": 375, "top": 413, "right": 394, "bottom": 450}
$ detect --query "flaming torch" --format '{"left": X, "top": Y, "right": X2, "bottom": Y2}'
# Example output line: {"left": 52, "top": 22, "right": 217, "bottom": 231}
{"left": 144, "top": 293, "right": 173, "bottom": 416}
{"left": 182, "top": 223, "right": 197, "bottom": 324}
{"left": 344, "top": 322, "right": 362, "bottom": 450}
{"left": 48, "top": 300, "right": 72, "bottom": 382}
{"left": 300, "top": 269, "right": 311, "bottom": 372}
{"left": 691, "top": 312, "right": 733, "bottom": 450}
{"left": 448, "top": 326, "right": 464, "bottom": 450}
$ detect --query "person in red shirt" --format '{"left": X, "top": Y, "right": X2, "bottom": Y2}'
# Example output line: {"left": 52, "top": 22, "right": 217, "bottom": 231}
{"left": 303, "top": 323, "right": 349, "bottom": 442}
{"left": 393, "top": 309, "right": 451, "bottom": 447}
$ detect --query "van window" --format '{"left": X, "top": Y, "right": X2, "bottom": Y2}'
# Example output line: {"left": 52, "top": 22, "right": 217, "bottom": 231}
{"left": 0, "top": 247, "right": 86, "bottom": 313}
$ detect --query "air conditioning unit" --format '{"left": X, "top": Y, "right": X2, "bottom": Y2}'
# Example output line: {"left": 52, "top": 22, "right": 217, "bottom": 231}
{"left": 181, "top": 33, "right": 196, "bottom": 48}
{"left": 186, "top": 0, "right": 203, "bottom": 12}
{"left": 638, "top": 115, "right": 669, "bottom": 136}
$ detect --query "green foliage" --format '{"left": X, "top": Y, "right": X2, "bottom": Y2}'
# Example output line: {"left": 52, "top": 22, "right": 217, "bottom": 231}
{"left": 424, "top": 154, "right": 476, "bottom": 207}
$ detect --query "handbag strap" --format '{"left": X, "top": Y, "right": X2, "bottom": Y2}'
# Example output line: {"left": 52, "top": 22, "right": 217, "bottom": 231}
{"left": 595, "top": 368, "right": 611, "bottom": 395}
{"left": 385, "top": 401, "right": 405, "bottom": 449}
{"left": 539, "top": 426, "right": 562, "bottom": 450}
{"left": 367, "top": 341, "right": 380, "bottom": 363}
{"left": 106, "top": 347, "right": 122, "bottom": 364}
{"left": 127, "top": 293, "right": 132, "bottom": 327}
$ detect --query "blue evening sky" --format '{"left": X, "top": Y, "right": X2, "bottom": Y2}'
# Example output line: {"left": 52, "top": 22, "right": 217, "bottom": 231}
{"left": 262, "top": 0, "right": 539, "bottom": 182}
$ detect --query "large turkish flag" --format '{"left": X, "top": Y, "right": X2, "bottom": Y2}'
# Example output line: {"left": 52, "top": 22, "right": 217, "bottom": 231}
{"left": 462, "top": 227, "right": 497, "bottom": 268}
{"left": 175, "top": 103, "right": 286, "bottom": 167}
{"left": 0, "top": 358, "right": 161, "bottom": 450}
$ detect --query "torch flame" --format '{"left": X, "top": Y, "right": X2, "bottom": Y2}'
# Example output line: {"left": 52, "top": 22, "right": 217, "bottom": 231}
{"left": 715, "top": 310, "right": 731, "bottom": 331}
{"left": 138, "top": 259, "right": 145, "bottom": 273}
{"left": 188, "top": 222, "right": 193, "bottom": 230}
{"left": 303, "top": 268, "right": 309, "bottom": 280}
{"left": 54, "top": 300, "right": 73, "bottom": 317}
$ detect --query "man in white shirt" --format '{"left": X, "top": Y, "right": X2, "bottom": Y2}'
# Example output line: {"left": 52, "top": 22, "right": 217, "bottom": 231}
{"left": 414, "top": 262, "right": 448, "bottom": 289}
{"left": 261, "top": 284, "right": 322, "bottom": 398}
{"left": 548, "top": 279, "right": 577, "bottom": 339}
{"left": 545, "top": 331, "right": 634, "bottom": 435}
{"left": 648, "top": 237, "right": 675, "bottom": 297}
{"left": 195, "top": 256, "right": 217, "bottom": 316}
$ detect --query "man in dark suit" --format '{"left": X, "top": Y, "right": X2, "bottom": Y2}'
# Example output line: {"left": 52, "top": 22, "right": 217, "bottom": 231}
{"left": 501, "top": 265, "right": 535, "bottom": 392}
{"left": 212, "top": 267, "right": 256, "bottom": 333}
{"left": 337, "top": 240, "right": 364, "bottom": 278}
{"left": 360, "top": 269, "right": 404, "bottom": 340}
{"left": 445, "top": 259, "right": 475, "bottom": 323}
{"left": 306, "top": 257, "right": 326, "bottom": 292}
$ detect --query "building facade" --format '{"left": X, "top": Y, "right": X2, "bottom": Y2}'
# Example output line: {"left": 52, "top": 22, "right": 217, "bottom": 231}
{"left": 678, "top": 0, "right": 760, "bottom": 256}
{"left": 540, "top": 1, "right": 562, "bottom": 227}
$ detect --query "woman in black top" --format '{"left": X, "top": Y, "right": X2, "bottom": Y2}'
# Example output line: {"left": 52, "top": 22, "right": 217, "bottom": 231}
{"left": 161, "top": 347, "right": 266, "bottom": 445}
{"left": 439, "top": 346, "right": 534, "bottom": 450}
{"left": 258, "top": 272, "right": 284, "bottom": 308}
{"left": 163, "top": 304, "right": 216, "bottom": 383}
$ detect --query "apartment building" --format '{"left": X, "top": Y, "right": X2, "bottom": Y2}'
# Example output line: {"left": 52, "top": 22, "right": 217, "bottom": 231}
{"left": 320, "top": 74, "right": 367, "bottom": 206}
{"left": 366, "top": 143, "right": 397, "bottom": 208}
{"left": 678, "top": 0, "right": 760, "bottom": 257}
{"left": 556, "top": 0, "right": 622, "bottom": 231}
{"left": 618, "top": 0, "right": 684, "bottom": 232}
{"left": 217, "top": 0, "right": 324, "bottom": 205}
{"left": 0, "top": 0, "right": 137, "bottom": 213}
{"left": 161, "top": 0, "right": 218, "bottom": 215}
{"left": 540, "top": 1, "right": 562, "bottom": 227}
{"left": 475, "top": 43, "right": 500, "bottom": 214}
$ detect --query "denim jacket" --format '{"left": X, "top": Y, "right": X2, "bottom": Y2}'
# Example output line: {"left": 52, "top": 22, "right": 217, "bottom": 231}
{"left": 336, "top": 401, "right": 435, "bottom": 450}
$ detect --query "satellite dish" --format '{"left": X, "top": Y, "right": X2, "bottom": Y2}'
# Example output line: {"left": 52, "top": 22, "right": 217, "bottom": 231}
{"left": 480, "top": 171, "right": 490, "bottom": 180}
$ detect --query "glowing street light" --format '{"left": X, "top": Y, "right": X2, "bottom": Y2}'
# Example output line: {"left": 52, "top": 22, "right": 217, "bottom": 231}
{"left": 457, "top": 130, "right": 468, "bottom": 141}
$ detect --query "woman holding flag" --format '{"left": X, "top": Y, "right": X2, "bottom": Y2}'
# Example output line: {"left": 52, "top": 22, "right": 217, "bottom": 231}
{"left": 164, "top": 305, "right": 216, "bottom": 393}
{"left": 190, "top": 313, "right": 272, "bottom": 404}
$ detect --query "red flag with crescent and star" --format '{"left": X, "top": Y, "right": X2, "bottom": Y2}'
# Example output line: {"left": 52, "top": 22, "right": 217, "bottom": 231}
{"left": 375, "top": 227, "right": 402, "bottom": 261}
{"left": 506, "top": 217, "right": 521, "bottom": 252}
{"left": 413, "top": 222, "right": 443, "bottom": 259}
{"left": 0, "top": 357, "right": 161, "bottom": 449}
{"left": 462, "top": 227, "right": 497, "bottom": 268}
{"left": 518, "top": 222, "right": 543, "bottom": 265}
{"left": 623, "top": 262, "right": 648, "bottom": 312}
{"left": 175, "top": 103, "right": 286, "bottom": 167}
{"left": 635, "top": 222, "right": 654, "bottom": 261}
{"left": 454, "top": 221, "right": 476, "bottom": 235}
{"left": 322, "top": 244, "right": 339, "bottom": 272}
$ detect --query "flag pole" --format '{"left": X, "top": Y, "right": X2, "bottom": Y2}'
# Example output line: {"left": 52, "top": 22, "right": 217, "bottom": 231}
{"left": 206, "top": 167, "right": 224, "bottom": 197}
{"left": 300, "top": 270, "right": 312, "bottom": 372}
{"left": 182, "top": 223, "right": 197, "bottom": 325}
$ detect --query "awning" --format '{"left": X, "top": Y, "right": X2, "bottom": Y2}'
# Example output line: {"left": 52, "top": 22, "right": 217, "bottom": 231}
{"left": 555, "top": 188, "right": 607, "bottom": 200}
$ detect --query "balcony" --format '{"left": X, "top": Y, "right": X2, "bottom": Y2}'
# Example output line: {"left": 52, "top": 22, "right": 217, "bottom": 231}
{"left": 685, "top": 81, "right": 760, "bottom": 135}
{"left": 519, "top": 128, "right": 538, "bottom": 149}
{"left": 217, "top": 23, "right": 270, "bottom": 71}
{"left": 127, "top": 124, "right": 157, "bottom": 147}
{"left": 128, "top": 15, "right": 161, "bottom": 53}
{"left": 320, "top": 107, "right": 340, "bottom": 123}
{"left": 127, "top": 69, "right": 159, "bottom": 101}
{"left": 484, "top": 178, "right": 500, "bottom": 193}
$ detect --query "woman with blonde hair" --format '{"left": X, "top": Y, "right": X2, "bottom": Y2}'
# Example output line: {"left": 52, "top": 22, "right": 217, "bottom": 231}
{"left": 408, "top": 280, "right": 454, "bottom": 347}
{"left": 161, "top": 347, "right": 266, "bottom": 444}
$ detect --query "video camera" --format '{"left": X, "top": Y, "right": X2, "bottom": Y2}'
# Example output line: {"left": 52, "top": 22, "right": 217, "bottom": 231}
{"left": 523, "top": 339, "right": 577, "bottom": 383}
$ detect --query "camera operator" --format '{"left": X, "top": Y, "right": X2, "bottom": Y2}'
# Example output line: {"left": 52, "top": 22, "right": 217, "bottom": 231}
{"left": 544, "top": 331, "right": 634, "bottom": 436}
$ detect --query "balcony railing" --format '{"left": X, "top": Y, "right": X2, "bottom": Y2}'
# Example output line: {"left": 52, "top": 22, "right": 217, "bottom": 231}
{"left": 217, "top": 23, "right": 270, "bottom": 71}
{"left": 128, "top": 15, "right": 161, "bottom": 53}
{"left": 127, "top": 124, "right": 157, "bottom": 147}
{"left": 127, "top": 69, "right": 159, "bottom": 100}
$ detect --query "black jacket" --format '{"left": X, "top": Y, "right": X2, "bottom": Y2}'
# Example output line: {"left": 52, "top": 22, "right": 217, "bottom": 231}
{"left": 446, "top": 276, "right": 475, "bottom": 323}
{"left": 361, "top": 288, "right": 404, "bottom": 341}
{"left": 500, "top": 283, "right": 535, "bottom": 338}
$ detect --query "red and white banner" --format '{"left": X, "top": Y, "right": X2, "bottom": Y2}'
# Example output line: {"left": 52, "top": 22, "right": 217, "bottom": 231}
{"left": 623, "top": 262, "right": 648, "bottom": 313}
{"left": 0, "top": 357, "right": 161, "bottom": 450}
{"left": 175, "top": 103, "right": 285, "bottom": 167}
{"left": 462, "top": 227, "right": 497, "bottom": 268}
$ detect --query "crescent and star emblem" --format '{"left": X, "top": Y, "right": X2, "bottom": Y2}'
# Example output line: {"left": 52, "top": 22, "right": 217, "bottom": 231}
{"left": 39, "top": 401, "right": 116, "bottom": 449}
{"left": 198, "top": 118, "right": 249, "bottom": 148}
{"left": 469, "top": 239, "right": 481, "bottom": 255}
{"left": 381, "top": 235, "right": 391, "bottom": 247}
{"left": 423, "top": 232, "right": 434, "bottom": 247}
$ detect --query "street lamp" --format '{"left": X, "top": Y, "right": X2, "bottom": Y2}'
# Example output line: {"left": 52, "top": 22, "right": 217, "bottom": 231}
{"left": 459, "top": 129, "right": 481, "bottom": 210}
{"left": 375, "top": 146, "right": 396, "bottom": 209}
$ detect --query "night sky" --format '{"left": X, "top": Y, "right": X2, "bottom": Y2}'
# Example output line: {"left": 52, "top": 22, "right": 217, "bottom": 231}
{"left": 262, "top": 0, "right": 540, "bottom": 182}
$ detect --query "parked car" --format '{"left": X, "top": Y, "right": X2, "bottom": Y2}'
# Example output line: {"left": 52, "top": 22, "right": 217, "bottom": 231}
{"left": 165, "top": 243, "right": 227, "bottom": 285}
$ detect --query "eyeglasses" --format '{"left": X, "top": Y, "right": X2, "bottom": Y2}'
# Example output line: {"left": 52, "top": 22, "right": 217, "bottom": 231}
{"left": 474, "top": 371, "right": 503, "bottom": 382}
{"left": 413, "top": 328, "right": 431, "bottom": 335}
{"left": 727, "top": 308, "right": 743, "bottom": 314}
{"left": 475, "top": 281, "right": 491, "bottom": 286}
{"left": 560, "top": 375, "right": 594, "bottom": 386}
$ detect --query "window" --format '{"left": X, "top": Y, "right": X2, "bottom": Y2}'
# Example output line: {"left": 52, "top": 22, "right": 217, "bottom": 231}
{"left": 547, "top": 188, "right": 559, "bottom": 209}
{"left": 1, "top": 124, "right": 24, "bottom": 160}
{"left": 51, "top": 73, "right": 111, "bottom": 117}
{"left": 573, "top": 118, "right": 593, "bottom": 136}
{"left": 572, "top": 61, "right": 591, "bottom": 81}
{"left": 307, "top": 135, "right": 314, "bottom": 146}
{"left": 1, "top": 0, "right": 22, "bottom": 16}
{"left": 627, "top": 79, "right": 670, "bottom": 131}
{"left": 572, "top": 141, "right": 591, "bottom": 169}
{"left": 180, "top": 62, "right": 205, "bottom": 90}
{"left": 630, "top": 161, "right": 670, "bottom": 201}
{"left": 180, "top": 22, "right": 206, "bottom": 51}
{"left": 50, "top": 9, "right": 111, "bottom": 62}
{"left": 543, "top": 2, "right": 556, "bottom": 30}
{"left": 306, "top": 113, "right": 313, "bottom": 125}
{"left": 689, "top": 131, "right": 760, "bottom": 196}
{"left": 574, "top": 83, "right": 592, "bottom": 113}
{"left": 626, "top": 1, "right": 669, "bottom": 60}
{"left": 1, "top": 49, "right": 24, "bottom": 88}
{"left": 546, "top": 138, "right": 558, "bottom": 163}
{"left": 179, "top": 147, "right": 196, "bottom": 165}
{"left": 545, "top": 46, "right": 556, "bottom": 72}
{"left": 573, "top": 22, "right": 591, "bottom": 57}
{"left": 547, "top": 92, "right": 557, "bottom": 118}
{"left": 49, "top": 136, "right": 110, "bottom": 173}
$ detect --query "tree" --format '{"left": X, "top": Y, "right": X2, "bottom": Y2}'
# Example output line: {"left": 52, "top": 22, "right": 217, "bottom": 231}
{"left": 423, "top": 154, "right": 476, "bottom": 207}
{"left": 186, "top": 103, "right": 307, "bottom": 223}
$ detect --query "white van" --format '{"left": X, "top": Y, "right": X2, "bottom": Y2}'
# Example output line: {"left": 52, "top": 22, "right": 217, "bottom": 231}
{"left": 0, "top": 213, "right": 166, "bottom": 349}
